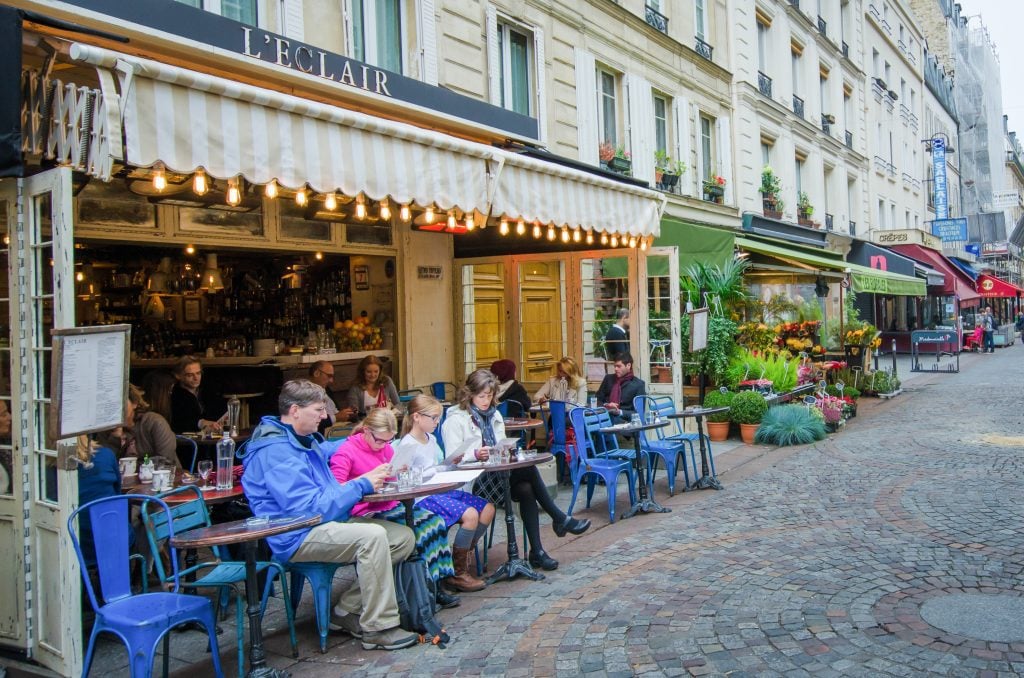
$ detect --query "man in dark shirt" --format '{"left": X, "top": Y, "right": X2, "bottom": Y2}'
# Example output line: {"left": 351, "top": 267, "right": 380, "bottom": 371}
{"left": 169, "top": 355, "right": 225, "bottom": 433}
{"left": 604, "top": 308, "right": 630, "bottom": 359}
{"left": 595, "top": 352, "right": 646, "bottom": 423}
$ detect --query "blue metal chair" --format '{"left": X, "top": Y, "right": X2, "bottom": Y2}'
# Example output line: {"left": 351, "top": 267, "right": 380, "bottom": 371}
{"left": 579, "top": 407, "right": 639, "bottom": 461}
{"left": 633, "top": 396, "right": 697, "bottom": 496}
{"left": 175, "top": 435, "right": 199, "bottom": 473}
{"left": 70, "top": 494, "right": 225, "bottom": 678}
{"left": 431, "top": 381, "right": 459, "bottom": 402}
{"left": 398, "top": 388, "right": 422, "bottom": 403}
{"left": 640, "top": 395, "right": 715, "bottom": 477}
{"left": 567, "top": 407, "right": 637, "bottom": 523}
{"left": 545, "top": 400, "right": 570, "bottom": 483}
{"left": 143, "top": 486, "right": 299, "bottom": 676}
{"left": 287, "top": 562, "right": 350, "bottom": 653}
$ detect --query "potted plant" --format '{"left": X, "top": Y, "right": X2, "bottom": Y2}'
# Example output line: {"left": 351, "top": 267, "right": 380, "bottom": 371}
{"left": 654, "top": 150, "right": 685, "bottom": 190}
{"left": 599, "top": 140, "right": 615, "bottom": 166}
{"left": 797, "top": 191, "right": 815, "bottom": 225}
{"left": 608, "top": 144, "right": 632, "bottom": 173}
{"left": 753, "top": 404, "right": 826, "bottom": 446}
{"left": 760, "top": 166, "right": 782, "bottom": 218}
{"left": 701, "top": 388, "right": 734, "bottom": 441}
{"left": 730, "top": 390, "right": 768, "bottom": 444}
{"left": 702, "top": 174, "right": 726, "bottom": 203}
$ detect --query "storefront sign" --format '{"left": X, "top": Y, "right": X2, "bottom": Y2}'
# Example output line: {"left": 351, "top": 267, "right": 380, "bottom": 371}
{"left": 872, "top": 229, "right": 941, "bottom": 249}
{"left": 991, "top": 190, "right": 1020, "bottom": 210}
{"left": 932, "top": 138, "right": 948, "bottom": 219}
{"left": 981, "top": 241, "right": 1009, "bottom": 255}
{"left": 930, "top": 218, "right": 968, "bottom": 242}
{"left": 847, "top": 241, "right": 916, "bottom": 278}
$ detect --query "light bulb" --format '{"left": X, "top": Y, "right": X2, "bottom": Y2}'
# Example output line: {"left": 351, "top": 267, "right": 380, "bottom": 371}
{"left": 400, "top": 203, "right": 411, "bottom": 221}
{"left": 355, "top": 196, "right": 366, "bottom": 220}
{"left": 315, "top": 251, "right": 323, "bottom": 260}
{"left": 152, "top": 164, "right": 167, "bottom": 192}
{"left": 573, "top": 227, "right": 582, "bottom": 243}
{"left": 499, "top": 219, "right": 509, "bottom": 235}
{"left": 516, "top": 219, "right": 526, "bottom": 235}
{"left": 465, "top": 213, "right": 475, "bottom": 231}
{"left": 185, "top": 244, "right": 196, "bottom": 255}
{"left": 447, "top": 211, "right": 457, "bottom": 231}
{"left": 295, "top": 187, "right": 308, "bottom": 207}
{"left": 600, "top": 232, "right": 609, "bottom": 245}
{"left": 425, "top": 205, "right": 435, "bottom": 222}
{"left": 610, "top": 235, "right": 619, "bottom": 248}
{"left": 628, "top": 236, "right": 637, "bottom": 248}
{"left": 75, "top": 271, "right": 84, "bottom": 282}
{"left": 532, "top": 223, "right": 542, "bottom": 238}
{"left": 324, "top": 192, "right": 338, "bottom": 210}
{"left": 192, "top": 169, "right": 208, "bottom": 196}
{"left": 226, "top": 178, "right": 241, "bottom": 206}
{"left": 265, "top": 180, "right": 278, "bottom": 199}
{"left": 561, "top": 227, "right": 570, "bottom": 243}
{"left": 586, "top": 230, "right": 594, "bottom": 245}
{"left": 380, "top": 198, "right": 391, "bottom": 220}
{"left": 640, "top": 237, "right": 648, "bottom": 251}
{"left": 547, "top": 224, "right": 556, "bottom": 240}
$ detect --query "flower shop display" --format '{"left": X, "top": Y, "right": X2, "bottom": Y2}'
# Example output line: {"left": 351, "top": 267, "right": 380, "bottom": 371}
{"left": 730, "top": 390, "right": 768, "bottom": 444}
{"left": 843, "top": 322, "right": 881, "bottom": 369}
{"left": 736, "top": 322, "right": 777, "bottom": 353}
{"left": 754, "top": 404, "right": 827, "bottom": 446}
{"left": 774, "top": 320, "right": 824, "bottom": 354}
{"left": 725, "top": 348, "right": 799, "bottom": 394}
{"left": 701, "top": 389, "right": 734, "bottom": 441}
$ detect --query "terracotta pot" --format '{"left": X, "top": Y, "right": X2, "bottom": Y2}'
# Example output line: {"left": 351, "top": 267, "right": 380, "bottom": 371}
{"left": 706, "top": 421, "right": 730, "bottom": 441}
{"left": 739, "top": 423, "right": 759, "bottom": 444}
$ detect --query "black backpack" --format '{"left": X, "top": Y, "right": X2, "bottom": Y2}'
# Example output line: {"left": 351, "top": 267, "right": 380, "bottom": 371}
{"left": 393, "top": 559, "right": 450, "bottom": 648}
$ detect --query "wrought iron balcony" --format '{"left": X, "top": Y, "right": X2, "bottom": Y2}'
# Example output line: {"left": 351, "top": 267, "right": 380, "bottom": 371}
{"left": 758, "top": 71, "right": 773, "bottom": 98}
{"left": 845, "top": 130, "right": 853, "bottom": 148}
{"left": 849, "top": 220, "right": 856, "bottom": 235}
{"left": 694, "top": 36, "right": 713, "bottom": 61}
{"left": 793, "top": 95, "right": 805, "bottom": 119}
{"left": 645, "top": 5, "right": 669, "bottom": 34}
{"left": 825, "top": 213, "right": 834, "bottom": 231}
{"left": 821, "top": 114, "right": 833, "bottom": 135}
{"left": 817, "top": 16, "right": 827, "bottom": 37}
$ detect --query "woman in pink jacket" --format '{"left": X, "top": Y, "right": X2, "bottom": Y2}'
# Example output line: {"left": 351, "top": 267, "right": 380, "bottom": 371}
{"left": 329, "top": 408, "right": 470, "bottom": 606}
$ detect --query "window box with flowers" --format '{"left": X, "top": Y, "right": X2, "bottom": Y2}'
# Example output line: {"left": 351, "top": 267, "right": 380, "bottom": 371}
{"left": 796, "top": 191, "right": 815, "bottom": 226}
{"left": 654, "top": 150, "right": 687, "bottom": 191}
{"left": 600, "top": 141, "right": 632, "bottom": 174}
{"left": 702, "top": 175, "right": 726, "bottom": 203}
{"left": 760, "top": 166, "right": 783, "bottom": 218}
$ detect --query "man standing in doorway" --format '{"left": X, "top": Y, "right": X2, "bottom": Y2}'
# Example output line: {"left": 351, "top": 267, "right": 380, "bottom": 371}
{"left": 981, "top": 306, "right": 995, "bottom": 354}
{"left": 604, "top": 308, "right": 630, "bottom": 359}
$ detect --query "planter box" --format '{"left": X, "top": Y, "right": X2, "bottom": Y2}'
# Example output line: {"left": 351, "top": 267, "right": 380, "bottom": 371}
{"left": 797, "top": 216, "right": 816, "bottom": 227}
{"left": 763, "top": 208, "right": 783, "bottom": 219}
{"left": 608, "top": 156, "right": 632, "bottom": 173}
{"left": 658, "top": 172, "right": 680, "bottom": 190}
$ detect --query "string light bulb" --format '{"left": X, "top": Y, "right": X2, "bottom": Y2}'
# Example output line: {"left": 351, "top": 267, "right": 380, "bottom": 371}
{"left": 425, "top": 205, "right": 435, "bottom": 223}
{"left": 264, "top": 180, "right": 278, "bottom": 199}
{"left": 573, "top": 227, "right": 582, "bottom": 243}
{"left": 447, "top": 211, "right": 457, "bottom": 231}
{"left": 152, "top": 163, "right": 167, "bottom": 192}
{"left": 465, "top": 213, "right": 475, "bottom": 231}
{"left": 628, "top": 236, "right": 637, "bottom": 249}
{"left": 600, "top": 232, "right": 609, "bottom": 245}
{"left": 185, "top": 244, "right": 196, "bottom": 255}
{"left": 560, "top": 226, "right": 570, "bottom": 243}
{"left": 294, "top": 187, "right": 308, "bottom": 207}
{"left": 399, "top": 203, "right": 411, "bottom": 221}
{"left": 314, "top": 251, "right": 324, "bottom": 261}
{"left": 610, "top": 235, "right": 619, "bottom": 248}
{"left": 547, "top": 224, "right": 556, "bottom": 241}
{"left": 516, "top": 219, "right": 526, "bottom": 236}
{"left": 225, "top": 178, "right": 241, "bottom": 206}
{"left": 192, "top": 168, "right": 208, "bottom": 196}
{"left": 499, "top": 218, "right": 509, "bottom": 236}
{"left": 532, "top": 223, "right": 542, "bottom": 238}
{"left": 324, "top": 192, "right": 338, "bottom": 211}
{"left": 586, "top": 229, "right": 594, "bottom": 245}
{"left": 640, "top": 237, "right": 649, "bottom": 251}
{"left": 354, "top": 195, "right": 366, "bottom": 220}
{"left": 379, "top": 198, "right": 391, "bottom": 221}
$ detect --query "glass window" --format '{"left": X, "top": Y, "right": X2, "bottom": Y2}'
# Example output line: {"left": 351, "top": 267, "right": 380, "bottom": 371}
{"left": 757, "top": 21, "right": 768, "bottom": 72}
{"left": 499, "top": 23, "right": 532, "bottom": 116}
{"left": 175, "top": 0, "right": 255, "bottom": 25}
{"left": 791, "top": 49, "right": 801, "bottom": 93}
{"left": 653, "top": 95, "right": 669, "bottom": 154}
{"left": 695, "top": 0, "right": 706, "bottom": 41}
{"left": 460, "top": 262, "right": 507, "bottom": 372}
{"left": 795, "top": 157, "right": 804, "bottom": 195}
{"left": 700, "top": 115, "right": 714, "bottom": 179}
{"left": 820, "top": 74, "right": 828, "bottom": 111}
{"left": 761, "top": 141, "right": 771, "bottom": 167}
{"left": 352, "top": 0, "right": 403, "bottom": 74}
{"left": 599, "top": 69, "right": 618, "bottom": 146}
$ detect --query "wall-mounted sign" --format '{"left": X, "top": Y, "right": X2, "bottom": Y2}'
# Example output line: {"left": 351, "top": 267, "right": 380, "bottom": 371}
{"left": 417, "top": 266, "right": 443, "bottom": 280}
{"left": 930, "top": 218, "right": 969, "bottom": 242}
{"left": 688, "top": 308, "right": 709, "bottom": 352}
{"left": 931, "top": 138, "right": 948, "bottom": 220}
{"left": 872, "top": 229, "right": 941, "bottom": 249}
{"left": 981, "top": 241, "right": 1009, "bottom": 255}
{"left": 51, "top": 324, "right": 131, "bottom": 440}
{"left": 991, "top": 190, "right": 1020, "bottom": 210}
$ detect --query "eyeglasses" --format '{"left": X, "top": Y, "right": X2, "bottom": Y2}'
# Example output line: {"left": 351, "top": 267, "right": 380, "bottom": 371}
{"left": 416, "top": 413, "right": 441, "bottom": 423}
{"left": 316, "top": 369, "right": 335, "bottom": 379}
{"left": 366, "top": 431, "right": 395, "bottom": 445}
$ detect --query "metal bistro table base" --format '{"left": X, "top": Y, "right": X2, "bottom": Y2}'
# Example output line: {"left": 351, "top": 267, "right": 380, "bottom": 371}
{"left": 484, "top": 465, "right": 546, "bottom": 585}
{"left": 617, "top": 420, "right": 672, "bottom": 518}
{"left": 671, "top": 408, "right": 726, "bottom": 491}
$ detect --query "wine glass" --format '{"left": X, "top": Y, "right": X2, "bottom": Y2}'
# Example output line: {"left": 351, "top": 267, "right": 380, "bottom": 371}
{"left": 197, "top": 460, "right": 213, "bottom": 489}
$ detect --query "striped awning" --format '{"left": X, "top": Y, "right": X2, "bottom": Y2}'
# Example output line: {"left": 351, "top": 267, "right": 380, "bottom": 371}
{"left": 66, "top": 43, "right": 663, "bottom": 238}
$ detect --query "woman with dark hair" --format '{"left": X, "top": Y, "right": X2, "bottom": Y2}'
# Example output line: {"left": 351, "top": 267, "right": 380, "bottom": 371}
{"left": 442, "top": 369, "right": 590, "bottom": 572}
{"left": 490, "top": 359, "right": 531, "bottom": 415}
{"left": 101, "top": 384, "right": 180, "bottom": 470}
{"left": 345, "top": 355, "right": 401, "bottom": 417}
{"left": 140, "top": 369, "right": 176, "bottom": 423}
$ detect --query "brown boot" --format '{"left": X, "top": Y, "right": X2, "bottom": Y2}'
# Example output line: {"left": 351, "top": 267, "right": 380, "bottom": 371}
{"left": 444, "top": 546, "right": 486, "bottom": 592}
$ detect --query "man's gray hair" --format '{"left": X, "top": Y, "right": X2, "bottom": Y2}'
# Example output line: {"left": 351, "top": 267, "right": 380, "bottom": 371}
{"left": 279, "top": 379, "right": 328, "bottom": 415}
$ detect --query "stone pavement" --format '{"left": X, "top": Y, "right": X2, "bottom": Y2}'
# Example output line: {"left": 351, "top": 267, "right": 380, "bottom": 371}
{"left": 147, "top": 345, "right": 1024, "bottom": 677}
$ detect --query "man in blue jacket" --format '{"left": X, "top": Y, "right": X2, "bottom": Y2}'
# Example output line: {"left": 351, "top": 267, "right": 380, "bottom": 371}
{"left": 242, "top": 379, "right": 417, "bottom": 651}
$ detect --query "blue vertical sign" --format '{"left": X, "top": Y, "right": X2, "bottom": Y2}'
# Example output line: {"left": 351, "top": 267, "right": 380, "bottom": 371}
{"left": 932, "top": 138, "right": 948, "bottom": 219}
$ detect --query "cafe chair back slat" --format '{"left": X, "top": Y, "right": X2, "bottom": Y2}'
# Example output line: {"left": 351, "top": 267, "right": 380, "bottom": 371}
{"left": 567, "top": 407, "right": 637, "bottom": 523}
{"left": 545, "top": 400, "right": 570, "bottom": 484}
{"left": 143, "top": 486, "right": 299, "bottom": 674}
{"left": 430, "top": 381, "right": 459, "bottom": 402}
{"left": 633, "top": 396, "right": 696, "bottom": 496}
{"left": 287, "top": 561, "right": 353, "bottom": 653}
{"left": 324, "top": 423, "right": 354, "bottom": 441}
{"left": 175, "top": 435, "right": 200, "bottom": 473}
{"left": 582, "top": 407, "right": 637, "bottom": 462}
{"left": 69, "top": 494, "right": 225, "bottom": 678}
{"left": 398, "top": 388, "right": 423, "bottom": 402}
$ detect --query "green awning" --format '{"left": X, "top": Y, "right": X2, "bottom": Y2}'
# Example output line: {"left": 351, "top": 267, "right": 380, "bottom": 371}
{"left": 735, "top": 236, "right": 926, "bottom": 296}
{"left": 654, "top": 217, "right": 735, "bottom": 274}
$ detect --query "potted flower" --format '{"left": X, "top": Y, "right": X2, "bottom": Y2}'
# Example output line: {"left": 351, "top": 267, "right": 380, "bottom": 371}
{"left": 702, "top": 174, "right": 726, "bottom": 203}
{"left": 608, "top": 144, "right": 632, "bottom": 173}
{"left": 654, "top": 150, "right": 686, "bottom": 190}
{"left": 760, "top": 166, "right": 782, "bottom": 218}
{"left": 701, "top": 388, "right": 734, "bottom": 441}
{"left": 797, "top": 191, "right": 815, "bottom": 225}
{"left": 730, "top": 390, "right": 768, "bottom": 444}
{"left": 599, "top": 140, "right": 615, "bottom": 165}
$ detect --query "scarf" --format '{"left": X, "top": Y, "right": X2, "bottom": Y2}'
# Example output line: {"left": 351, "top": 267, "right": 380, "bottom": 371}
{"left": 496, "top": 380, "right": 514, "bottom": 400}
{"left": 609, "top": 371, "right": 634, "bottom": 405}
{"left": 470, "top": 404, "right": 498, "bottom": 447}
{"left": 375, "top": 385, "right": 388, "bottom": 409}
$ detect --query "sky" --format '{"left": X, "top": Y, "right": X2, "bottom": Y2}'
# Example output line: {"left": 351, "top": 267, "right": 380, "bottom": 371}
{"left": 954, "top": 1, "right": 1024, "bottom": 136}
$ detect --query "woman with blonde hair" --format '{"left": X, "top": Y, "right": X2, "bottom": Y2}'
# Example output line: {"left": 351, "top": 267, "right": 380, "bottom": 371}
{"left": 533, "top": 357, "right": 587, "bottom": 406}
{"left": 345, "top": 355, "right": 400, "bottom": 417}
{"left": 329, "top": 408, "right": 467, "bottom": 605}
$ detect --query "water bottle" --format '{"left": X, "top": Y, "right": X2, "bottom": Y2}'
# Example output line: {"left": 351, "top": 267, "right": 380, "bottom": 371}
{"left": 227, "top": 395, "right": 241, "bottom": 437}
{"left": 216, "top": 432, "right": 235, "bottom": 490}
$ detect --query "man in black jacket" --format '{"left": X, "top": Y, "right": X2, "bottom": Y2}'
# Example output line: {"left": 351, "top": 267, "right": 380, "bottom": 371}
{"left": 603, "top": 308, "right": 630, "bottom": 359}
{"left": 595, "top": 352, "right": 646, "bottom": 423}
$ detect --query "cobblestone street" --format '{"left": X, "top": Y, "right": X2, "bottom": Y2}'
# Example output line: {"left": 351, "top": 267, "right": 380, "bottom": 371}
{"left": 178, "top": 349, "right": 1024, "bottom": 677}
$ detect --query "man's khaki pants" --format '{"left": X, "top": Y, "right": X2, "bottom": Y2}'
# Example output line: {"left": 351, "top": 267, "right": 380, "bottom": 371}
{"left": 290, "top": 517, "right": 414, "bottom": 632}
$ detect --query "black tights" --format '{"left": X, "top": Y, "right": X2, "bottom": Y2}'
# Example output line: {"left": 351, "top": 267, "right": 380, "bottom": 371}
{"left": 509, "top": 466, "right": 565, "bottom": 553}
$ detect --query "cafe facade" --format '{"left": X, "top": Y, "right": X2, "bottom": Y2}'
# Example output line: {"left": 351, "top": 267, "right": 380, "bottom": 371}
{"left": 0, "top": 2, "right": 669, "bottom": 673}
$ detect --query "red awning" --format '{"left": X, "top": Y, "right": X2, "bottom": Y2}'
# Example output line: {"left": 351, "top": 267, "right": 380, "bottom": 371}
{"left": 888, "top": 244, "right": 981, "bottom": 305}
{"left": 976, "top": 273, "right": 1024, "bottom": 298}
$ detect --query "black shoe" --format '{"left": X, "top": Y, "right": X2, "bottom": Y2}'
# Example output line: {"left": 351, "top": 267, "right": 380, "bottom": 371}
{"left": 553, "top": 516, "right": 591, "bottom": 538}
{"left": 528, "top": 550, "right": 559, "bottom": 571}
{"left": 436, "top": 588, "right": 461, "bottom": 609}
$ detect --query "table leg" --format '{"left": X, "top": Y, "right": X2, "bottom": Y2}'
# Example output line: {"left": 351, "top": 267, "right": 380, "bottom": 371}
{"left": 690, "top": 416, "right": 723, "bottom": 491}
{"left": 402, "top": 499, "right": 415, "bottom": 529}
{"left": 243, "top": 541, "right": 288, "bottom": 678}
{"left": 485, "top": 471, "right": 544, "bottom": 584}
{"left": 622, "top": 430, "right": 670, "bottom": 518}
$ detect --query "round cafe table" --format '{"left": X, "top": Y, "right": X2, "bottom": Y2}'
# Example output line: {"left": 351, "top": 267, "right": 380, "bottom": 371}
{"left": 121, "top": 470, "right": 244, "bottom": 505}
{"left": 362, "top": 481, "right": 465, "bottom": 528}
{"left": 668, "top": 406, "right": 729, "bottom": 491}
{"left": 599, "top": 420, "right": 671, "bottom": 517}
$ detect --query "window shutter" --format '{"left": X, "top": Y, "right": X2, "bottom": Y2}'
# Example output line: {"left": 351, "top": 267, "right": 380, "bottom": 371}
{"left": 674, "top": 96, "right": 692, "bottom": 196}
{"left": 533, "top": 25, "right": 547, "bottom": 143}
{"left": 716, "top": 116, "right": 733, "bottom": 204}
{"left": 486, "top": 5, "right": 501, "bottom": 106}
{"left": 343, "top": 0, "right": 354, "bottom": 58}
{"left": 626, "top": 74, "right": 654, "bottom": 184}
{"left": 417, "top": 0, "right": 438, "bottom": 84}
{"left": 283, "top": 0, "right": 304, "bottom": 41}
{"left": 575, "top": 48, "right": 599, "bottom": 165}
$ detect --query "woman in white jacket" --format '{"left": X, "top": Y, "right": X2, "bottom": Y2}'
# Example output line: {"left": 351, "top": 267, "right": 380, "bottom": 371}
{"left": 533, "top": 357, "right": 588, "bottom": 407}
{"left": 442, "top": 369, "right": 590, "bottom": 572}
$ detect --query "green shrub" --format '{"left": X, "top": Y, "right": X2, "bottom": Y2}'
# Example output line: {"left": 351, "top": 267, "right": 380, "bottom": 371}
{"left": 754, "top": 405, "right": 827, "bottom": 446}
{"left": 726, "top": 348, "right": 799, "bottom": 392}
{"left": 701, "top": 389, "right": 735, "bottom": 422}
{"left": 730, "top": 390, "right": 768, "bottom": 425}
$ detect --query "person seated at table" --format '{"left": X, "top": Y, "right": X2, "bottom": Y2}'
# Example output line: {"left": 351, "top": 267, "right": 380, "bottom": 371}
{"left": 442, "top": 369, "right": 590, "bottom": 572}
{"left": 394, "top": 394, "right": 492, "bottom": 592}
{"left": 170, "top": 355, "right": 226, "bottom": 434}
{"left": 141, "top": 369, "right": 176, "bottom": 423}
{"left": 533, "top": 357, "right": 588, "bottom": 407}
{"left": 329, "top": 409, "right": 466, "bottom": 605}
{"left": 100, "top": 384, "right": 180, "bottom": 470}
{"left": 309, "top": 360, "right": 355, "bottom": 432}
{"left": 345, "top": 355, "right": 401, "bottom": 418}
{"left": 241, "top": 379, "right": 418, "bottom": 651}
{"left": 76, "top": 433, "right": 131, "bottom": 565}
{"left": 490, "top": 359, "right": 531, "bottom": 416}
{"left": 595, "top": 352, "right": 646, "bottom": 424}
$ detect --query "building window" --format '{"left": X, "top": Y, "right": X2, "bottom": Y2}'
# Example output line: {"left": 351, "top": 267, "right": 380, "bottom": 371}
{"left": 653, "top": 94, "right": 669, "bottom": 155}
{"left": 757, "top": 20, "right": 769, "bottom": 72}
{"left": 177, "top": 0, "right": 257, "bottom": 24}
{"left": 820, "top": 72, "right": 828, "bottom": 113}
{"left": 791, "top": 45, "right": 802, "bottom": 94}
{"left": 795, "top": 156, "right": 804, "bottom": 196}
{"left": 878, "top": 199, "right": 886, "bottom": 229}
{"left": 352, "top": 0, "right": 403, "bottom": 74}
{"left": 598, "top": 68, "right": 619, "bottom": 146}
{"left": 761, "top": 141, "right": 772, "bottom": 167}
{"left": 700, "top": 114, "right": 715, "bottom": 179}
{"left": 872, "top": 49, "right": 880, "bottom": 78}
{"left": 498, "top": 22, "right": 533, "bottom": 116}
{"left": 695, "top": 0, "right": 707, "bottom": 41}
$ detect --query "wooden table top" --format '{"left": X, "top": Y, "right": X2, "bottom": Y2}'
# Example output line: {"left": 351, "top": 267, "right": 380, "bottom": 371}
{"left": 170, "top": 512, "right": 321, "bottom": 549}
{"left": 454, "top": 452, "right": 553, "bottom": 472}
{"left": 503, "top": 417, "right": 544, "bottom": 432}
{"left": 122, "top": 471, "right": 245, "bottom": 505}
{"left": 362, "top": 480, "right": 464, "bottom": 503}
{"left": 599, "top": 420, "right": 670, "bottom": 435}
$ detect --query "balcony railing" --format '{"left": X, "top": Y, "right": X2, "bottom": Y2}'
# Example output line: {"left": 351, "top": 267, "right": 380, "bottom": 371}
{"left": 845, "top": 130, "right": 853, "bottom": 148}
{"left": 793, "top": 95, "right": 805, "bottom": 119}
{"left": 817, "top": 16, "right": 827, "bottom": 37}
{"left": 821, "top": 114, "right": 832, "bottom": 135}
{"left": 825, "top": 213, "right": 834, "bottom": 231}
{"left": 902, "top": 172, "right": 914, "bottom": 186}
{"left": 868, "top": 3, "right": 881, "bottom": 21}
{"left": 694, "top": 36, "right": 713, "bottom": 61}
{"left": 872, "top": 78, "right": 886, "bottom": 101}
{"left": 758, "top": 71, "right": 773, "bottom": 98}
{"left": 899, "top": 103, "right": 911, "bottom": 122}
{"left": 645, "top": 4, "right": 669, "bottom": 34}
{"left": 842, "top": 41, "right": 849, "bottom": 58}
{"left": 849, "top": 220, "right": 857, "bottom": 235}
{"left": 874, "top": 155, "right": 888, "bottom": 173}
{"left": 908, "top": 113, "right": 919, "bottom": 131}
{"left": 788, "top": 0, "right": 800, "bottom": 8}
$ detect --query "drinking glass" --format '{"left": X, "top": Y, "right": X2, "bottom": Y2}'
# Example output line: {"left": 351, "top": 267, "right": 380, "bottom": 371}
{"left": 409, "top": 467, "right": 422, "bottom": 487}
{"left": 197, "top": 460, "right": 213, "bottom": 489}
{"left": 397, "top": 470, "right": 412, "bottom": 491}
{"left": 630, "top": 413, "right": 642, "bottom": 427}
{"left": 589, "top": 396, "right": 598, "bottom": 409}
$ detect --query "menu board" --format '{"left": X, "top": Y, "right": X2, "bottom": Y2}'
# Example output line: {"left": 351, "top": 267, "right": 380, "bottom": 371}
{"left": 51, "top": 324, "right": 131, "bottom": 439}
{"left": 689, "top": 308, "right": 709, "bottom": 352}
